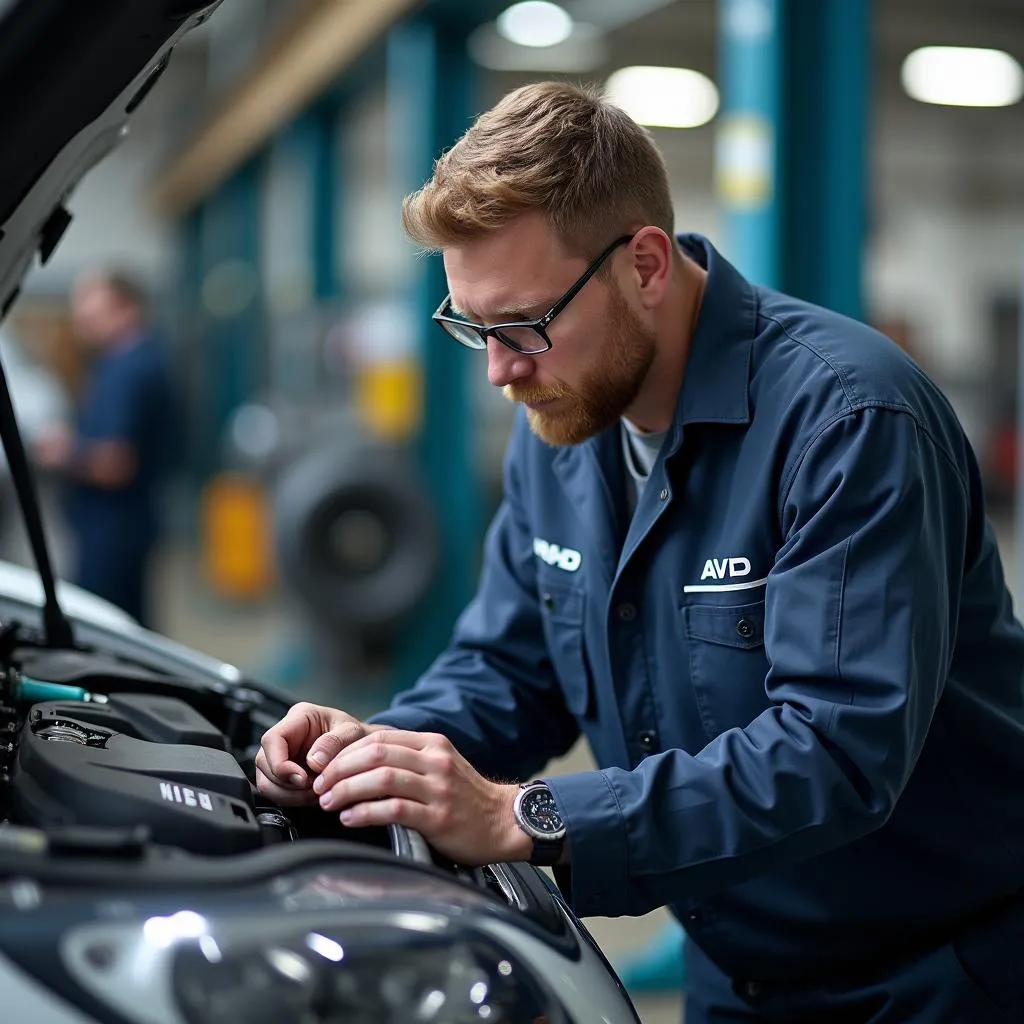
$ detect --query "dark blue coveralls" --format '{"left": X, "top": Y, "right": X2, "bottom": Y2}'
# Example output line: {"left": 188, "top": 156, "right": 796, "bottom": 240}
{"left": 372, "top": 236, "right": 1024, "bottom": 1022}
{"left": 66, "top": 334, "right": 174, "bottom": 627}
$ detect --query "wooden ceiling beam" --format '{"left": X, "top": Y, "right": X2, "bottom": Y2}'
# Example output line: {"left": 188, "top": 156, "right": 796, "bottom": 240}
{"left": 152, "top": 0, "right": 417, "bottom": 217}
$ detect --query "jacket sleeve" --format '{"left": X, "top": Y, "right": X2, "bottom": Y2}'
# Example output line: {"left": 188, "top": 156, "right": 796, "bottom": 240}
{"left": 547, "top": 407, "right": 970, "bottom": 918}
{"left": 368, "top": 421, "right": 581, "bottom": 781}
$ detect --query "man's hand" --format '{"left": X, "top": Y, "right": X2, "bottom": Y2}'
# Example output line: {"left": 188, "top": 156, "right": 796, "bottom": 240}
{"left": 254, "top": 702, "right": 387, "bottom": 806}
{"left": 311, "top": 729, "right": 533, "bottom": 867}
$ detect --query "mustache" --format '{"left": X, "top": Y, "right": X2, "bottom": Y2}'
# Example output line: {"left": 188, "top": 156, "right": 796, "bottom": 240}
{"left": 502, "top": 380, "right": 574, "bottom": 405}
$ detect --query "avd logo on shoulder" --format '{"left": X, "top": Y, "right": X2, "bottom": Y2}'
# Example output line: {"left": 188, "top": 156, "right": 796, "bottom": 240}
{"left": 700, "top": 557, "right": 751, "bottom": 581}
{"left": 533, "top": 537, "right": 582, "bottom": 573}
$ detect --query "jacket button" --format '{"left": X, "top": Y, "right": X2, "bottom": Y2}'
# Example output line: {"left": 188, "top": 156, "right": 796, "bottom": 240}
{"left": 658, "top": 487, "right": 669, "bottom": 501}
{"left": 736, "top": 618, "right": 754, "bottom": 639}
{"left": 617, "top": 603, "right": 637, "bottom": 622}
{"left": 684, "top": 908, "right": 703, "bottom": 925}
{"left": 742, "top": 980, "right": 762, "bottom": 999}
{"left": 637, "top": 729, "right": 657, "bottom": 751}
{"left": 542, "top": 593, "right": 554, "bottom": 610}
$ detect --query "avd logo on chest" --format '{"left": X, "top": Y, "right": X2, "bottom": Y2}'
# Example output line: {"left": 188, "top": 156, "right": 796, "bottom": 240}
{"left": 700, "top": 556, "right": 751, "bottom": 581}
{"left": 684, "top": 553, "right": 766, "bottom": 593}
{"left": 533, "top": 537, "right": 582, "bottom": 572}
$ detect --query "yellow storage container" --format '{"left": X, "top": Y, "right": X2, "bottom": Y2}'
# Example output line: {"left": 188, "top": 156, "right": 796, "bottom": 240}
{"left": 200, "top": 473, "right": 275, "bottom": 601}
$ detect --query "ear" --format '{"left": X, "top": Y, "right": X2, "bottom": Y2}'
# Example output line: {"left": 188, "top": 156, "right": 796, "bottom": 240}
{"left": 628, "top": 227, "right": 674, "bottom": 310}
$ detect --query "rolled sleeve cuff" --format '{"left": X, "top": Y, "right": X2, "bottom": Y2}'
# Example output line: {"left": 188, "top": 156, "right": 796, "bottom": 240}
{"left": 545, "top": 769, "right": 630, "bottom": 918}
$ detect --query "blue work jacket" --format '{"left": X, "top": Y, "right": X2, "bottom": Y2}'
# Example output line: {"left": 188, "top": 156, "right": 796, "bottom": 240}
{"left": 67, "top": 333, "right": 175, "bottom": 545}
{"left": 372, "top": 235, "right": 1024, "bottom": 981}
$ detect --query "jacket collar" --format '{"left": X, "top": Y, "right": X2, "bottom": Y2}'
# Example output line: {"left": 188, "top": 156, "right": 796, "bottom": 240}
{"left": 553, "top": 233, "right": 756, "bottom": 468}
{"left": 673, "top": 233, "right": 756, "bottom": 432}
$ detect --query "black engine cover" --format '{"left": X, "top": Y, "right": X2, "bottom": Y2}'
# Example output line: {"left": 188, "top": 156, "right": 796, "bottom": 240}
{"left": 56, "top": 692, "right": 229, "bottom": 750}
{"left": 11, "top": 700, "right": 260, "bottom": 855}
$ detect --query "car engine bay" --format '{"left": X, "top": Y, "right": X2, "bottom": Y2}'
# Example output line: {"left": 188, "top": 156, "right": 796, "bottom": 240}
{"left": 0, "top": 624, "right": 563, "bottom": 927}
{"left": 0, "top": 640, "right": 292, "bottom": 854}
{"left": 0, "top": 660, "right": 302, "bottom": 859}
{"left": 0, "top": 631, "right": 460, "bottom": 869}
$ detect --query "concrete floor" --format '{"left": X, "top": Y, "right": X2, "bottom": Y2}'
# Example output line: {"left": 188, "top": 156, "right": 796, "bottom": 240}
{"left": 147, "top": 511, "right": 1023, "bottom": 1024}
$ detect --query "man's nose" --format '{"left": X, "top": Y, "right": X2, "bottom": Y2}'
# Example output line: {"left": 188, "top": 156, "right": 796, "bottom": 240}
{"left": 486, "top": 336, "right": 534, "bottom": 388}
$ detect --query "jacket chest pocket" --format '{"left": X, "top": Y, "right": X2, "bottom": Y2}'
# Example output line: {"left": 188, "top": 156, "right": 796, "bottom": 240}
{"left": 683, "top": 599, "right": 771, "bottom": 739}
{"left": 538, "top": 580, "right": 593, "bottom": 717}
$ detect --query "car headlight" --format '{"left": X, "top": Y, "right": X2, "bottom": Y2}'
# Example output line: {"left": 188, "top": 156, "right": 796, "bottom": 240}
{"left": 170, "top": 917, "right": 564, "bottom": 1024}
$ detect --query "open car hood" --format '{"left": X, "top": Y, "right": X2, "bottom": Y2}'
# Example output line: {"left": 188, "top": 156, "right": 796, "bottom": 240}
{"left": 0, "top": 0, "right": 224, "bottom": 648}
{"left": 0, "top": 0, "right": 221, "bottom": 316}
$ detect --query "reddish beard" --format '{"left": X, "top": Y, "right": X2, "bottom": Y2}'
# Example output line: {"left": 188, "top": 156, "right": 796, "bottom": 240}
{"left": 504, "top": 285, "right": 656, "bottom": 445}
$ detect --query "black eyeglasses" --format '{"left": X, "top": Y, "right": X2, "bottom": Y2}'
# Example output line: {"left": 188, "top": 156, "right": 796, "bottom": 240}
{"left": 432, "top": 234, "right": 634, "bottom": 355}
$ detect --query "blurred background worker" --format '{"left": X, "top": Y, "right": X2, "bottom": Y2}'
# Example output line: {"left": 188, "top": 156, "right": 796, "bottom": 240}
{"left": 35, "top": 270, "right": 176, "bottom": 628}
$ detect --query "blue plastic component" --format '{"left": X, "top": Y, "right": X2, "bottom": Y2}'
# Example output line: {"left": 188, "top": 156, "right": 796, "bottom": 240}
{"left": 14, "top": 677, "right": 91, "bottom": 704}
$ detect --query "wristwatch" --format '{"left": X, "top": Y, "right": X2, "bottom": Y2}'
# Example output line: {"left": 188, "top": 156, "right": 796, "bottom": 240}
{"left": 513, "top": 781, "right": 567, "bottom": 866}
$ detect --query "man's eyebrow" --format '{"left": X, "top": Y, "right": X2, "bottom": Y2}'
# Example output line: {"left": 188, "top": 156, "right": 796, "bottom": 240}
{"left": 449, "top": 297, "right": 558, "bottom": 323}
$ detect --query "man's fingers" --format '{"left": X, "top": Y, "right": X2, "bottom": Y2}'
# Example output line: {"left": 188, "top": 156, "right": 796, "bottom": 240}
{"left": 262, "top": 703, "right": 350, "bottom": 785}
{"left": 313, "top": 737, "right": 427, "bottom": 795}
{"left": 336, "top": 729, "right": 434, "bottom": 759}
{"left": 337, "top": 797, "right": 421, "bottom": 831}
{"left": 255, "top": 747, "right": 308, "bottom": 789}
{"left": 306, "top": 719, "right": 369, "bottom": 771}
{"left": 319, "top": 765, "right": 430, "bottom": 812}
{"left": 255, "top": 767, "right": 319, "bottom": 807}
{"left": 260, "top": 706, "right": 326, "bottom": 784}
{"left": 258, "top": 704, "right": 377, "bottom": 795}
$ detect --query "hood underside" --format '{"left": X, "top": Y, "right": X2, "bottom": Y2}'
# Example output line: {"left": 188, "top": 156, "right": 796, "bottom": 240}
{"left": 0, "top": 0, "right": 224, "bottom": 646}
{"left": 0, "top": 1, "right": 222, "bottom": 315}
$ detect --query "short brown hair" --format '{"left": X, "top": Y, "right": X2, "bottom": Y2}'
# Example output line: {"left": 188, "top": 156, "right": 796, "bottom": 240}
{"left": 402, "top": 81, "right": 675, "bottom": 260}
{"left": 102, "top": 269, "right": 150, "bottom": 313}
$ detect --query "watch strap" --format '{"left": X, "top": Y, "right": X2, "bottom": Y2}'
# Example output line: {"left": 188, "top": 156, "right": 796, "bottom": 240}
{"left": 515, "top": 781, "right": 566, "bottom": 866}
{"left": 528, "top": 835, "right": 564, "bottom": 866}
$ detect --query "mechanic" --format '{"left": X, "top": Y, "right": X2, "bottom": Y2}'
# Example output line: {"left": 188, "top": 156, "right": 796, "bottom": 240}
{"left": 256, "top": 81, "right": 1024, "bottom": 1023}
{"left": 36, "top": 270, "right": 175, "bottom": 627}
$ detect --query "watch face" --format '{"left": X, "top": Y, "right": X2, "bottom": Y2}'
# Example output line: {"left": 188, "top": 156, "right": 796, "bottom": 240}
{"left": 520, "top": 787, "right": 564, "bottom": 836}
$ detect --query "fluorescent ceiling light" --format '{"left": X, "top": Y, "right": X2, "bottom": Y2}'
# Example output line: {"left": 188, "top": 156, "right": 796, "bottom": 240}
{"left": 901, "top": 46, "right": 1024, "bottom": 108}
{"left": 605, "top": 66, "right": 719, "bottom": 128}
{"left": 468, "top": 20, "right": 607, "bottom": 73}
{"left": 497, "top": 2, "right": 574, "bottom": 48}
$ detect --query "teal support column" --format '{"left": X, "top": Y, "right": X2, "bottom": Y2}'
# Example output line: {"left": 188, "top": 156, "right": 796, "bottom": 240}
{"left": 194, "top": 159, "right": 265, "bottom": 479}
{"left": 780, "top": 0, "right": 870, "bottom": 320}
{"left": 716, "top": 0, "right": 870, "bottom": 320}
{"left": 309, "top": 104, "right": 340, "bottom": 303}
{"left": 716, "top": 0, "right": 782, "bottom": 289}
{"left": 175, "top": 208, "right": 207, "bottom": 493}
{"left": 387, "top": 14, "right": 482, "bottom": 690}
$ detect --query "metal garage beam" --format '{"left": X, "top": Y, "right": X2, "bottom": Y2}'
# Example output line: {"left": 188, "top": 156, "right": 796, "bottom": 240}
{"left": 152, "top": 0, "right": 416, "bottom": 217}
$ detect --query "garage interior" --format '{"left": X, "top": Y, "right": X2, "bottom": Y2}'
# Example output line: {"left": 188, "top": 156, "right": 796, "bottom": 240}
{"left": 2, "top": 2, "right": 1023, "bottom": 1020}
